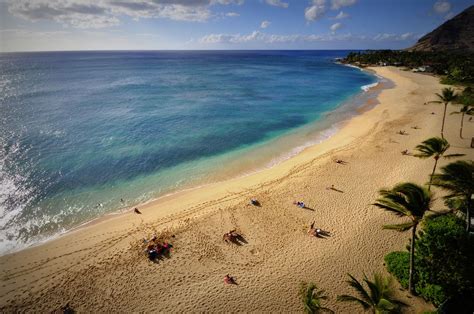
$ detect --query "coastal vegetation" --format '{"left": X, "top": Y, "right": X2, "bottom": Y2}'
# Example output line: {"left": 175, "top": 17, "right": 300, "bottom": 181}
{"left": 452, "top": 87, "right": 474, "bottom": 138}
{"left": 431, "top": 160, "right": 474, "bottom": 233}
{"left": 373, "top": 183, "right": 433, "bottom": 294}
{"left": 342, "top": 50, "right": 474, "bottom": 86}
{"left": 300, "top": 282, "right": 333, "bottom": 314}
{"left": 413, "top": 137, "right": 464, "bottom": 189}
{"left": 431, "top": 88, "right": 458, "bottom": 139}
{"left": 337, "top": 273, "right": 406, "bottom": 313}
{"left": 384, "top": 214, "right": 474, "bottom": 307}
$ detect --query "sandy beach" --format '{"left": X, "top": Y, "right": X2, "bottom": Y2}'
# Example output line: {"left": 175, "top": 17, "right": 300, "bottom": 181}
{"left": 1, "top": 67, "right": 472, "bottom": 313}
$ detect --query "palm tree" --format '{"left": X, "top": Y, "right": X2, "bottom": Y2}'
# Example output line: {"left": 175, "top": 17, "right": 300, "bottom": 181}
{"left": 450, "top": 105, "right": 474, "bottom": 139}
{"left": 414, "top": 137, "right": 464, "bottom": 190}
{"left": 373, "top": 182, "right": 432, "bottom": 294}
{"left": 431, "top": 160, "right": 474, "bottom": 232}
{"left": 300, "top": 282, "right": 333, "bottom": 314}
{"left": 431, "top": 87, "right": 457, "bottom": 139}
{"left": 337, "top": 273, "right": 406, "bottom": 313}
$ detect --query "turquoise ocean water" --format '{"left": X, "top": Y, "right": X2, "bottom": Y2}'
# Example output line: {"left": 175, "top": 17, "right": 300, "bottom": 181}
{"left": 0, "top": 50, "right": 377, "bottom": 254}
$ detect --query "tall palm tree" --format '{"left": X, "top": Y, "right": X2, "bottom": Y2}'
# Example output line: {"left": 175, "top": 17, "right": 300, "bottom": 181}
{"left": 373, "top": 182, "right": 432, "bottom": 294}
{"left": 431, "top": 160, "right": 474, "bottom": 232}
{"left": 450, "top": 105, "right": 474, "bottom": 139}
{"left": 337, "top": 273, "right": 406, "bottom": 313}
{"left": 414, "top": 137, "right": 464, "bottom": 190}
{"left": 431, "top": 87, "right": 457, "bottom": 139}
{"left": 300, "top": 282, "right": 333, "bottom": 314}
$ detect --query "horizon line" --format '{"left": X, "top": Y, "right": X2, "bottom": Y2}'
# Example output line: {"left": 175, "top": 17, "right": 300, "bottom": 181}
{"left": 0, "top": 48, "right": 400, "bottom": 54}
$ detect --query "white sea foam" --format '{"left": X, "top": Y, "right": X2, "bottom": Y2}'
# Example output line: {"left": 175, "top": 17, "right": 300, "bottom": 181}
{"left": 361, "top": 82, "right": 379, "bottom": 92}
{"left": 342, "top": 63, "right": 363, "bottom": 71}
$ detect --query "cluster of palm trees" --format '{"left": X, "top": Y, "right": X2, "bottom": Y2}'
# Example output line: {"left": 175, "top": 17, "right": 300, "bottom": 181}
{"left": 301, "top": 273, "right": 407, "bottom": 314}
{"left": 300, "top": 87, "right": 473, "bottom": 313}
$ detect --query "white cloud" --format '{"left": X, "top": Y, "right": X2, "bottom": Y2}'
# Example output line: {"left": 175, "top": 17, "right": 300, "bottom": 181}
{"left": 330, "top": 0, "right": 356, "bottom": 10}
{"left": 260, "top": 20, "right": 271, "bottom": 28}
{"left": 6, "top": 0, "right": 243, "bottom": 28}
{"left": 305, "top": 0, "right": 326, "bottom": 22}
{"left": 199, "top": 30, "right": 382, "bottom": 44}
{"left": 330, "top": 22, "right": 342, "bottom": 33}
{"left": 433, "top": 1, "right": 451, "bottom": 14}
{"left": 265, "top": 0, "right": 289, "bottom": 8}
{"left": 334, "top": 11, "right": 349, "bottom": 19}
{"left": 373, "top": 32, "right": 418, "bottom": 41}
{"left": 225, "top": 12, "right": 240, "bottom": 17}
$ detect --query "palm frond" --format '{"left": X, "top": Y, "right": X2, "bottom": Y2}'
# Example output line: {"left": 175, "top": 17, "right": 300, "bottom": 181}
{"left": 383, "top": 221, "right": 416, "bottom": 231}
{"left": 337, "top": 295, "right": 371, "bottom": 310}
{"left": 431, "top": 160, "right": 474, "bottom": 197}
{"left": 414, "top": 137, "right": 449, "bottom": 159}
{"left": 346, "top": 274, "right": 372, "bottom": 305}
{"left": 338, "top": 273, "right": 405, "bottom": 313}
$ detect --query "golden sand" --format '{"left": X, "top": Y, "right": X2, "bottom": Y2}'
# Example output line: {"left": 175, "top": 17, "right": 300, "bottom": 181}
{"left": 1, "top": 67, "right": 473, "bottom": 313}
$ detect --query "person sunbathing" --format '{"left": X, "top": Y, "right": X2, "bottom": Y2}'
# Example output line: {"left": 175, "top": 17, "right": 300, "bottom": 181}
{"left": 223, "top": 230, "right": 238, "bottom": 243}
{"left": 250, "top": 198, "right": 260, "bottom": 206}
{"left": 293, "top": 201, "right": 305, "bottom": 208}
{"left": 401, "top": 149, "right": 409, "bottom": 155}
{"left": 224, "top": 274, "right": 237, "bottom": 285}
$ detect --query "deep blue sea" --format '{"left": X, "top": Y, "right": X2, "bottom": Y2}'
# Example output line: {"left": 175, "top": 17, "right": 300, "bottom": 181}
{"left": 0, "top": 50, "right": 376, "bottom": 254}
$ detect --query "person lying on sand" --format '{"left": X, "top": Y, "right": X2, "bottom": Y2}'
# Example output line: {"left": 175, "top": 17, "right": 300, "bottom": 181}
{"left": 397, "top": 130, "right": 407, "bottom": 135}
{"left": 250, "top": 198, "right": 260, "bottom": 206}
{"left": 308, "top": 227, "right": 321, "bottom": 237}
{"left": 224, "top": 274, "right": 237, "bottom": 285}
{"left": 293, "top": 201, "right": 305, "bottom": 208}
{"left": 223, "top": 230, "right": 239, "bottom": 243}
{"left": 401, "top": 149, "right": 410, "bottom": 155}
{"left": 334, "top": 159, "right": 347, "bottom": 164}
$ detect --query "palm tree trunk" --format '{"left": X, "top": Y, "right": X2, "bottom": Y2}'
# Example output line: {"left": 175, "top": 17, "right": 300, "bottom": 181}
{"left": 460, "top": 111, "right": 465, "bottom": 139}
{"left": 441, "top": 103, "right": 447, "bottom": 139}
{"left": 466, "top": 194, "right": 471, "bottom": 233}
{"left": 428, "top": 158, "right": 439, "bottom": 191}
{"left": 409, "top": 224, "right": 417, "bottom": 295}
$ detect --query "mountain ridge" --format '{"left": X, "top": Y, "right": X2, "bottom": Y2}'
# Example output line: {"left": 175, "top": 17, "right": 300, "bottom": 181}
{"left": 408, "top": 5, "right": 474, "bottom": 52}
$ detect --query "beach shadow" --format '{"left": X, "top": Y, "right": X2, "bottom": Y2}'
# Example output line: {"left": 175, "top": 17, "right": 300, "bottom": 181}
{"left": 226, "top": 234, "right": 248, "bottom": 246}
{"left": 316, "top": 230, "right": 331, "bottom": 239}
{"left": 327, "top": 187, "right": 344, "bottom": 193}
{"left": 302, "top": 206, "right": 315, "bottom": 211}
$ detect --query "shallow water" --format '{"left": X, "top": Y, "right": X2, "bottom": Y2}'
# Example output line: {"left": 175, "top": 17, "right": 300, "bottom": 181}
{"left": 0, "top": 50, "right": 376, "bottom": 254}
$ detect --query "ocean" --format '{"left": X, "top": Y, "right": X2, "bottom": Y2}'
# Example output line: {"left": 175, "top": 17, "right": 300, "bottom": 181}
{"left": 0, "top": 50, "right": 377, "bottom": 255}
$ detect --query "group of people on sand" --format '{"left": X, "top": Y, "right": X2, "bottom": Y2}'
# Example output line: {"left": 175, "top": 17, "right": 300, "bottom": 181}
{"left": 144, "top": 235, "right": 173, "bottom": 261}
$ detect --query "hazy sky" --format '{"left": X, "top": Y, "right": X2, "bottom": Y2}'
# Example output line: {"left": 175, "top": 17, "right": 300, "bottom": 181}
{"left": 0, "top": 0, "right": 472, "bottom": 52}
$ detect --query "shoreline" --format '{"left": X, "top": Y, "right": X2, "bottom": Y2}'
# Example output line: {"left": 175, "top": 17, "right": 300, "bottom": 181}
{"left": 0, "top": 66, "right": 381, "bottom": 256}
{"left": 2, "top": 67, "right": 472, "bottom": 312}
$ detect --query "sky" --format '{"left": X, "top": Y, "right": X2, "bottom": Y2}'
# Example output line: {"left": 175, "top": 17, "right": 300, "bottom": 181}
{"left": 0, "top": 0, "right": 472, "bottom": 52}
